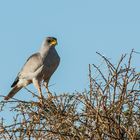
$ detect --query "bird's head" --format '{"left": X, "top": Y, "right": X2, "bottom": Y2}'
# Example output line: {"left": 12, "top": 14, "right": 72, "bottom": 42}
{"left": 44, "top": 37, "right": 58, "bottom": 47}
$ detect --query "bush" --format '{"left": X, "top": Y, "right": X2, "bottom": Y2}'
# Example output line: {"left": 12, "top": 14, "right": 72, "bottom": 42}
{"left": 0, "top": 50, "right": 140, "bottom": 140}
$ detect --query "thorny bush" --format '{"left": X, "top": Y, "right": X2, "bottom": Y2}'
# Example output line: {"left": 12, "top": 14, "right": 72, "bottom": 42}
{"left": 0, "top": 50, "right": 140, "bottom": 140}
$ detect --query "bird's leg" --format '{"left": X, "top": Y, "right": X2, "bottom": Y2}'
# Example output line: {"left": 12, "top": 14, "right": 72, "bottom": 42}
{"left": 43, "top": 82, "right": 52, "bottom": 98}
{"left": 33, "top": 78, "right": 43, "bottom": 103}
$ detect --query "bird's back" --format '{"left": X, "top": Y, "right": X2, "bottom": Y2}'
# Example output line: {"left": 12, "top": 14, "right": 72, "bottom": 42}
{"left": 20, "top": 53, "right": 43, "bottom": 74}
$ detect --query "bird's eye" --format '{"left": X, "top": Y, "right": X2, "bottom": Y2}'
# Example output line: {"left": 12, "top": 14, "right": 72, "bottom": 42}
{"left": 47, "top": 39, "right": 51, "bottom": 43}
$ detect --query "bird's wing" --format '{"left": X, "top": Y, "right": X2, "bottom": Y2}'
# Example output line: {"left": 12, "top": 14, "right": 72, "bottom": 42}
{"left": 11, "top": 53, "right": 43, "bottom": 87}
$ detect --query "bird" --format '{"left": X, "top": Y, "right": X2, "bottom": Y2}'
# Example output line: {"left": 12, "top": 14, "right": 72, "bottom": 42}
{"left": 4, "top": 37, "right": 60, "bottom": 101}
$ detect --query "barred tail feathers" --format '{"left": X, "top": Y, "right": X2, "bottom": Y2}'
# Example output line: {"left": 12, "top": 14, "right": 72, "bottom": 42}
{"left": 4, "top": 86, "right": 22, "bottom": 100}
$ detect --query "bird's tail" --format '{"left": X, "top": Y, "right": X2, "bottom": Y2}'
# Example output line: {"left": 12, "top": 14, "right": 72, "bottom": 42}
{"left": 4, "top": 86, "right": 22, "bottom": 100}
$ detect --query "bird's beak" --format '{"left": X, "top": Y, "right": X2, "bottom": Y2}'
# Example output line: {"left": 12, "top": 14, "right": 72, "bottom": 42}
{"left": 51, "top": 39, "right": 58, "bottom": 46}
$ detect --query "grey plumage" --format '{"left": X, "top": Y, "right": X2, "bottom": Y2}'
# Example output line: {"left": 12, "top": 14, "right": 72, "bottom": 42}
{"left": 5, "top": 37, "right": 60, "bottom": 100}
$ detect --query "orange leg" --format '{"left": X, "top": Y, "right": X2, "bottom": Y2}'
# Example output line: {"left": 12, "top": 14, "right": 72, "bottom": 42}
{"left": 33, "top": 78, "right": 43, "bottom": 103}
{"left": 43, "top": 82, "right": 52, "bottom": 98}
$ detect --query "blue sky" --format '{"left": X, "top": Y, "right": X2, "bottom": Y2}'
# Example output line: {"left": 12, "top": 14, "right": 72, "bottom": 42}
{"left": 0, "top": 0, "right": 140, "bottom": 102}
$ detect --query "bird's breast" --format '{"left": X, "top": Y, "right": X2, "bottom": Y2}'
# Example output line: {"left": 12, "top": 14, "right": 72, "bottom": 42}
{"left": 41, "top": 49, "right": 60, "bottom": 82}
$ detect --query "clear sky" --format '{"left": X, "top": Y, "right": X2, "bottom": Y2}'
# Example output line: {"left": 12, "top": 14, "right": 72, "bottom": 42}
{"left": 0, "top": 0, "right": 140, "bottom": 102}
